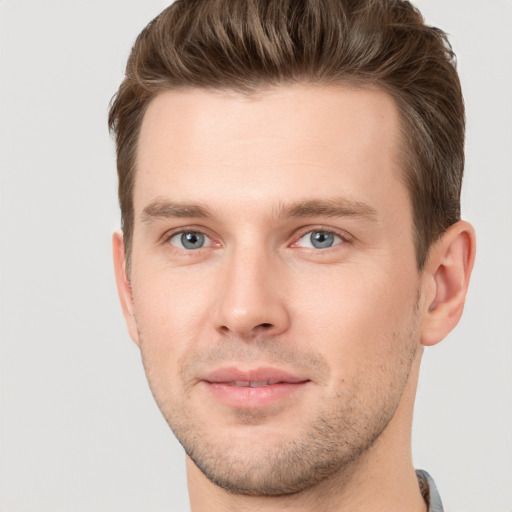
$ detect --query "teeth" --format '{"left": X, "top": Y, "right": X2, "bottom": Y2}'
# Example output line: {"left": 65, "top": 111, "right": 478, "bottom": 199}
{"left": 250, "top": 380, "right": 270, "bottom": 387}
{"left": 232, "top": 380, "right": 276, "bottom": 387}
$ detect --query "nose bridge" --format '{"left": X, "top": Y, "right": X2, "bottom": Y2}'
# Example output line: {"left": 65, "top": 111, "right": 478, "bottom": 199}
{"left": 215, "top": 240, "right": 288, "bottom": 337}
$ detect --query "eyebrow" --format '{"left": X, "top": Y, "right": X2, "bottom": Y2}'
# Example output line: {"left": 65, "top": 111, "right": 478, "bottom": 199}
{"left": 277, "top": 198, "right": 378, "bottom": 221}
{"left": 141, "top": 199, "right": 214, "bottom": 223}
{"left": 140, "top": 197, "right": 378, "bottom": 223}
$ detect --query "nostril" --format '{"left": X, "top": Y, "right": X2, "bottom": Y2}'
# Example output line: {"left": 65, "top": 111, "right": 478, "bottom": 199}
{"left": 259, "top": 323, "right": 272, "bottom": 329}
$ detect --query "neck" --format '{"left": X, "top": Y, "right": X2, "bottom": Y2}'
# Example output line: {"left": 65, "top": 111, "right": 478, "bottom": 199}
{"left": 187, "top": 352, "right": 427, "bottom": 512}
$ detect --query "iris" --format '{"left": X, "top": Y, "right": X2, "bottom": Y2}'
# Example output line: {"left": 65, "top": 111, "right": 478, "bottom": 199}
{"left": 310, "top": 231, "right": 335, "bottom": 249}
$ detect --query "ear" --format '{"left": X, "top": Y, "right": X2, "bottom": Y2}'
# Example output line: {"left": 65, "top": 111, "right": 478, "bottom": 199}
{"left": 112, "top": 231, "right": 140, "bottom": 346}
{"left": 420, "top": 220, "right": 476, "bottom": 346}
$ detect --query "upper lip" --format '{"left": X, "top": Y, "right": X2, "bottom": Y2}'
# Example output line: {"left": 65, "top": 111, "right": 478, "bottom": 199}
{"left": 201, "top": 367, "right": 310, "bottom": 386}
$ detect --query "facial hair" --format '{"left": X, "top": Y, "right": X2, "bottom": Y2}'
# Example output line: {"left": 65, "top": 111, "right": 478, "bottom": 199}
{"left": 137, "top": 298, "right": 421, "bottom": 497}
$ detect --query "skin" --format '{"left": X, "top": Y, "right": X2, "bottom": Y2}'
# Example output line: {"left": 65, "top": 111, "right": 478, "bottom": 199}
{"left": 113, "top": 85, "right": 475, "bottom": 512}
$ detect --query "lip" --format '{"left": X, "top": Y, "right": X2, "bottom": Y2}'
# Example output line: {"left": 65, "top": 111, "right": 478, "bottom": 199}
{"left": 200, "top": 367, "right": 311, "bottom": 409}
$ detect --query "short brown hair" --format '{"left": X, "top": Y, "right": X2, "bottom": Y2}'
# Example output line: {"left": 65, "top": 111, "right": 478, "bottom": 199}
{"left": 109, "top": 0, "right": 464, "bottom": 271}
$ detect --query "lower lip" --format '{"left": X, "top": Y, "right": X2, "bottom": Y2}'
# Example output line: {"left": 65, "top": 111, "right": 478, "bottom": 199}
{"left": 203, "top": 381, "right": 310, "bottom": 409}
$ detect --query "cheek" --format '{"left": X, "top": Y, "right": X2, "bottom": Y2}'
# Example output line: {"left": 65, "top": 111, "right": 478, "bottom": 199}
{"left": 290, "top": 262, "right": 420, "bottom": 367}
{"left": 131, "top": 268, "right": 214, "bottom": 368}
{"left": 296, "top": 270, "right": 420, "bottom": 418}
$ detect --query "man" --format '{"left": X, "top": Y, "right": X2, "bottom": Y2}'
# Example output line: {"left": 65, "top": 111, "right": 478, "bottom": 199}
{"left": 109, "top": 0, "right": 475, "bottom": 510}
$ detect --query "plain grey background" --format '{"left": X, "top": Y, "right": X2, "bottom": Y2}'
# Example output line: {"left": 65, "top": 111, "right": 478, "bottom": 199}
{"left": 1, "top": 1, "right": 511, "bottom": 511}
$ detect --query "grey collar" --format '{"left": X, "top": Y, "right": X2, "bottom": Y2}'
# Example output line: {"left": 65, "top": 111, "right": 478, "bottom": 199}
{"left": 416, "top": 469, "right": 444, "bottom": 512}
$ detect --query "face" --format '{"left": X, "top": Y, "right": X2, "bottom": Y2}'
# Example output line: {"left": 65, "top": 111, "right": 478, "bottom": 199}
{"left": 120, "top": 85, "right": 424, "bottom": 496}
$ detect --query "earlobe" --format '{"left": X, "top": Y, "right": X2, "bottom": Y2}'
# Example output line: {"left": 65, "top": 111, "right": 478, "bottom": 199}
{"left": 112, "top": 231, "right": 140, "bottom": 346}
{"left": 421, "top": 220, "right": 476, "bottom": 347}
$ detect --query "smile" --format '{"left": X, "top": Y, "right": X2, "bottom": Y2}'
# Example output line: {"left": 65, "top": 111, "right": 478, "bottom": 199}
{"left": 200, "top": 367, "right": 311, "bottom": 409}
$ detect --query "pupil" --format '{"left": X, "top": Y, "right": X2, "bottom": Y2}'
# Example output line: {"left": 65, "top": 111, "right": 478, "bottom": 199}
{"left": 311, "top": 231, "right": 334, "bottom": 248}
{"left": 182, "top": 232, "right": 204, "bottom": 249}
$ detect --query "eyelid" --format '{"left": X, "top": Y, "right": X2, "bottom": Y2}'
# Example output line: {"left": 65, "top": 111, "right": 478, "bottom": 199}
{"left": 290, "top": 226, "right": 353, "bottom": 248}
{"left": 160, "top": 226, "right": 221, "bottom": 248}
{"left": 158, "top": 224, "right": 352, "bottom": 250}
{"left": 169, "top": 231, "right": 211, "bottom": 249}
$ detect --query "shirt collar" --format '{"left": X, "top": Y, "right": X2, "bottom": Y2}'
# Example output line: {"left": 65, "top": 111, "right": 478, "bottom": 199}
{"left": 416, "top": 469, "right": 444, "bottom": 512}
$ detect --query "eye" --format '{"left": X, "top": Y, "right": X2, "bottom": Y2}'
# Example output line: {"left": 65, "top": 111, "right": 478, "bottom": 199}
{"left": 169, "top": 231, "right": 210, "bottom": 250}
{"left": 295, "top": 230, "right": 344, "bottom": 249}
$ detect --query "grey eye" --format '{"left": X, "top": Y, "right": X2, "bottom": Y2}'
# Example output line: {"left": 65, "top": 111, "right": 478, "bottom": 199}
{"left": 297, "top": 230, "right": 342, "bottom": 249}
{"left": 310, "top": 231, "right": 335, "bottom": 248}
{"left": 170, "top": 231, "right": 209, "bottom": 250}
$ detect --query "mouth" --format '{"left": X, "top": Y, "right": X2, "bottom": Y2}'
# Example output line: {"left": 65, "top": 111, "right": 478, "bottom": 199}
{"left": 200, "top": 367, "right": 311, "bottom": 409}
{"left": 223, "top": 380, "right": 293, "bottom": 387}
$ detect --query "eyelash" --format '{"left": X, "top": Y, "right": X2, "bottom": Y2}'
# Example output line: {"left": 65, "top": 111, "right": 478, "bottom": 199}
{"left": 162, "top": 227, "right": 218, "bottom": 251}
{"left": 291, "top": 227, "right": 349, "bottom": 250}
{"left": 161, "top": 226, "right": 352, "bottom": 252}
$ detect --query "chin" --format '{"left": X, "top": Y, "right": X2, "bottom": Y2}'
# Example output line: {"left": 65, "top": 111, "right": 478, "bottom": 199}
{"left": 170, "top": 406, "right": 389, "bottom": 497}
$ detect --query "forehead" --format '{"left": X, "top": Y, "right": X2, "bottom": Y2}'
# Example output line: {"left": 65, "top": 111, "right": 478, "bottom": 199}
{"left": 134, "top": 84, "right": 406, "bottom": 219}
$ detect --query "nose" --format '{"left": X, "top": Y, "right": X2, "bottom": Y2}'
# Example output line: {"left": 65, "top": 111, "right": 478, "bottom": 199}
{"left": 214, "top": 246, "right": 290, "bottom": 339}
